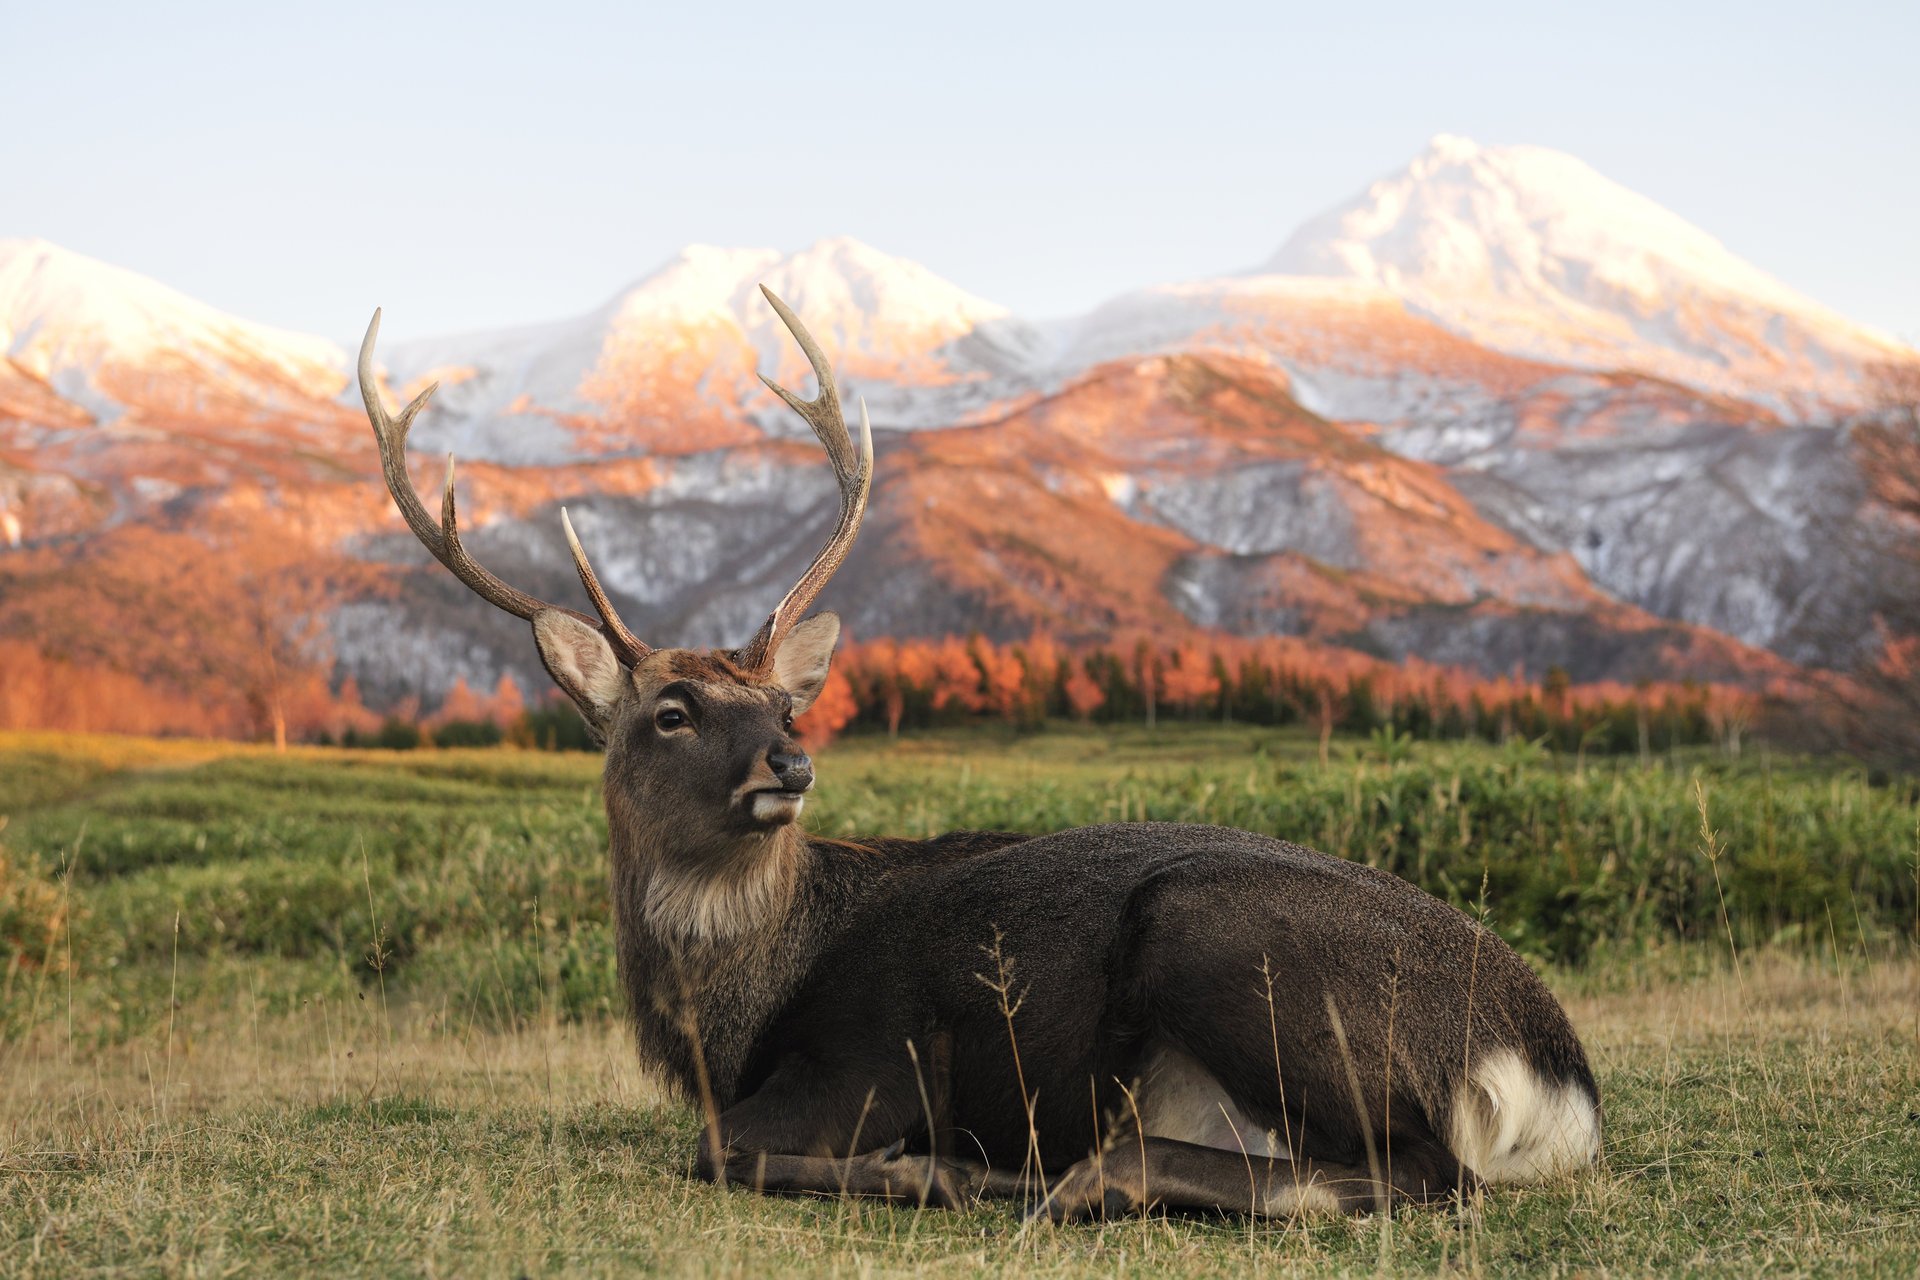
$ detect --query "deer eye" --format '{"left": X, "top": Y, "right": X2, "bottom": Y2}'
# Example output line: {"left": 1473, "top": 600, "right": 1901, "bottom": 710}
{"left": 655, "top": 706, "right": 690, "bottom": 733}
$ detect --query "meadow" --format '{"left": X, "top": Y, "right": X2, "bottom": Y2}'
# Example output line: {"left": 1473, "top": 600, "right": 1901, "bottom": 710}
{"left": 2, "top": 724, "right": 1917, "bottom": 1277}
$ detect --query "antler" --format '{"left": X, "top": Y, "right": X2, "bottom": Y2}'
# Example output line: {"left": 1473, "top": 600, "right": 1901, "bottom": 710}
{"left": 738, "top": 286, "right": 874, "bottom": 674}
{"left": 358, "top": 309, "right": 650, "bottom": 666}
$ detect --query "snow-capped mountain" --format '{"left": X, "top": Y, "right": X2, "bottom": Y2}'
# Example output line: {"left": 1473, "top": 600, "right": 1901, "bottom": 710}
{"left": 0, "top": 238, "right": 348, "bottom": 422}
{"left": 1264, "top": 135, "right": 1907, "bottom": 417}
{"left": 5, "top": 136, "right": 1917, "bottom": 711}
{"left": 379, "top": 237, "right": 1044, "bottom": 465}
{"left": 0, "top": 238, "right": 365, "bottom": 546}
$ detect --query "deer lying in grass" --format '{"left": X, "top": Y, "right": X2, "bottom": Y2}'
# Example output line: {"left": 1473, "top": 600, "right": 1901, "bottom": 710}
{"left": 358, "top": 292, "right": 1599, "bottom": 1220}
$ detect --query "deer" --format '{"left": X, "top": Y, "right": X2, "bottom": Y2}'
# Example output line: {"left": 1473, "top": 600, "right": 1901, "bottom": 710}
{"left": 357, "top": 290, "right": 1600, "bottom": 1221}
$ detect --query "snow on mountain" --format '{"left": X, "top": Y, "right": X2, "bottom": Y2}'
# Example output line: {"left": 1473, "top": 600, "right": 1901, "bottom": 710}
{"left": 1057, "top": 272, "right": 1562, "bottom": 435}
{"left": 1447, "top": 419, "right": 1887, "bottom": 663}
{"left": 1047, "top": 241, "right": 1898, "bottom": 658}
{"left": 749, "top": 237, "right": 1020, "bottom": 374}
{"left": 1265, "top": 135, "right": 1911, "bottom": 416}
{"left": 380, "top": 238, "right": 1042, "bottom": 464}
{"left": 9, "top": 133, "right": 1917, "bottom": 696}
{"left": 0, "top": 238, "right": 347, "bottom": 420}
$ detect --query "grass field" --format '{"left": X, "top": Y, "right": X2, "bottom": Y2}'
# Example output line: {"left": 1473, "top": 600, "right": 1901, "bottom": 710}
{"left": 3, "top": 725, "right": 1918, "bottom": 1276}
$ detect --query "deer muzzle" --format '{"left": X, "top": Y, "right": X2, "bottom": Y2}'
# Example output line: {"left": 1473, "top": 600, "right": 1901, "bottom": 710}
{"left": 767, "top": 749, "right": 814, "bottom": 794}
{"left": 741, "top": 748, "right": 812, "bottom": 825}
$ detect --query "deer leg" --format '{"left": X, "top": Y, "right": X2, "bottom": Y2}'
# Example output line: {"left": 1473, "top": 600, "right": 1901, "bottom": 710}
{"left": 695, "top": 1030, "right": 1021, "bottom": 1207}
{"left": 727, "top": 1144, "right": 1023, "bottom": 1207}
{"left": 1031, "top": 1136, "right": 1474, "bottom": 1222}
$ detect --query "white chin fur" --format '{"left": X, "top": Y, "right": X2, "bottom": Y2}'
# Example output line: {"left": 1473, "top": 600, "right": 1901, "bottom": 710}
{"left": 750, "top": 792, "right": 805, "bottom": 823}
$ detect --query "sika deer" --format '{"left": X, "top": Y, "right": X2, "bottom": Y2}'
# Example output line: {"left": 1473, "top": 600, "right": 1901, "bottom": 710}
{"left": 358, "top": 289, "right": 1599, "bottom": 1219}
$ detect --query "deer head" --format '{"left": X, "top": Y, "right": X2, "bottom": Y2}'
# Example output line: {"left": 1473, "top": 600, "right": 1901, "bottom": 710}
{"left": 359, "top": 289, "right": 872, "bottom": 907}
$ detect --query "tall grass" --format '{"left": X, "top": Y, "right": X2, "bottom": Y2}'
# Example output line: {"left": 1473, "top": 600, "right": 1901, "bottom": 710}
{"left": 3, "top": 726, "right": 1915, "bottom": 1049}
{"left": 1, "top": 727, "right": 1917, "bottom": 1276}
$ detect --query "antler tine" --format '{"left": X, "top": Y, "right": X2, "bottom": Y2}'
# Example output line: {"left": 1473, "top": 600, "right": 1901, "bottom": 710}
{"left": 739, "top": 289, "right": 875, "bottom": 673}
{"left": 359, "top": 310, "right": 648, "bottom": 659}
{"left": 360, "top": 309, "right": 457, "bottom": 561}
{"left": 756, "top": 285, "right": 860, "bottom": 481}
{"left": 561, "top": 508, "right": 650, "bottom": 664}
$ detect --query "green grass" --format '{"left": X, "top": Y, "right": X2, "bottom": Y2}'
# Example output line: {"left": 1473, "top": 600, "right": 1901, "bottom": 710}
{"left": 2, "top": 725, "right": 1918, "bottom": 1276}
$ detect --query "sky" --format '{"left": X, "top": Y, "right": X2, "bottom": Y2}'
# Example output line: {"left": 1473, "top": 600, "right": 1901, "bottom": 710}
{"left": 4, "top": 0, "right": 1915, "bottom": 344}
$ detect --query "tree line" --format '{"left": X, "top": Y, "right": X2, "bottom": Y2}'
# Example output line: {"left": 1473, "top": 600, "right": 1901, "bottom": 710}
{"left": 1, "top": 625, "right": 1757, "bottom": 756}
{"left": 300, "top": 634, "right": 1754, "bottom": 757}
{"left": 829, "top": 634, "right": 1752, "bottom": 756}
{"left": 0, "top": 510, "right": 1763, "bottom": 756}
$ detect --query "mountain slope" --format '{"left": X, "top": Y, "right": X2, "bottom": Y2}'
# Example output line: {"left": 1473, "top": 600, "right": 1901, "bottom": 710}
{"left": 325, "top": 353, "right": 1791, "bottom": 704}
{"left": 0, "top": 239, "right": 365, "bottom": 545}
{"left": 1264, "top": 135, "right": 1908, "bottom": 416}
{"left": 0, "top": 238, "right": 348, "bottom": 421}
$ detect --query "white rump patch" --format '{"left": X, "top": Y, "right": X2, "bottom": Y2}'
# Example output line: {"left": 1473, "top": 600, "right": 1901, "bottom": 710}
{"left": 1136, "top": 1042, "right": 1287, "bottom": 1160}
{"left": 1448, "top": 1048, "right": 1600, "bottom": 1184}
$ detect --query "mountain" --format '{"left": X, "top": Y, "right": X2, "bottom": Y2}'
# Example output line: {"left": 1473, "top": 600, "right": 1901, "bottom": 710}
{"left": 0, "top": 239, "right": 361, "bottom": 546}
{"left": 377, "top": 238, "right": 1045, "bottom": 466}
{"left": 333, "top": 352, "right": 1790, "bottom": 707}
{"left": 1263, "top": 135, "right": 1908, "bottom": 417}
{"left": 0, "top": 238, "right": 347, "bottom": 421}
{"left": 4, "top": 139, "right": 1916, "bottom": 718}
{"left": 1042, "top": 139, "right": 1919, "bottom": 659}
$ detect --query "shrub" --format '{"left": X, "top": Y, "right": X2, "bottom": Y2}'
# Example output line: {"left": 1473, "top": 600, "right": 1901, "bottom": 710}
{"left": 518, "top": 704, "right": 597, "bottom": 752}
{"left": 337, "top": 718, "right": 427, "bottom": 750}
{"left": 1, "top": 822, "right": 75, "bottom": 1035}
{"left": 433, "top": 719, "right": 504, "bottom": 749}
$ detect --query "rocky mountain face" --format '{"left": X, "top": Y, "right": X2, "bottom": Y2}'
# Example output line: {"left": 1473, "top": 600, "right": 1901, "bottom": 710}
{"left": 2, "top": 139, "right": 1912, "bottom": 710}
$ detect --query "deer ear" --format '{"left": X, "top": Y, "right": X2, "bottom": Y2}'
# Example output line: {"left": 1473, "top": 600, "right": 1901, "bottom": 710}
{"left": 772, "top": 612, "right": 840, "bottom": 715}
{"left": 533, "top": 610, "right": 626, "bottom": 737}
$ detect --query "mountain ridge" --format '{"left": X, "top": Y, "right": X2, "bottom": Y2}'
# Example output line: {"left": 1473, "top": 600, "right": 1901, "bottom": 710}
{"left": 3, "top": 140, "right": 1915, "bottom": 713}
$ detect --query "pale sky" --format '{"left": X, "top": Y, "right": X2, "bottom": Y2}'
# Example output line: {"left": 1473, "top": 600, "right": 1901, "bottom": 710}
{"left": 4, "top": 0, "right": 1914, "bottom": 344}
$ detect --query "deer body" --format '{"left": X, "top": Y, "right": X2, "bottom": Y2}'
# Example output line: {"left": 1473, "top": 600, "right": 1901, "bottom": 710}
{"left": 620, "top": 815, "right": 1597, "bottom": 1213}
{"left": 358, "top": 291, "right": 1599, "bottom": 1219}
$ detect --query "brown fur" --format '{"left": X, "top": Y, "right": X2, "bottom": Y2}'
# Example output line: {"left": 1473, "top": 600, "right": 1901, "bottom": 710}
{"left": 521, "top": 613, "right": 1598, "bottom": 1217}
{"left": 577, "top": 637, "right": 831, "bottom": 1100}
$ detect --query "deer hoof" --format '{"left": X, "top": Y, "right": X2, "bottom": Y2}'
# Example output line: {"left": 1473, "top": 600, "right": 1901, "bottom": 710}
{"left": 1028, "top": 1157, "right": 1140, "bottom": 1224}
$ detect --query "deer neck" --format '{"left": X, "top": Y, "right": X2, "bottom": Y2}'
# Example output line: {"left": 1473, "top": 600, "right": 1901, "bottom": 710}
{"left": 639, "top": 825, "right": 807, "bottom": 946}
{"left": 605, "top": 783, "right": 810, "bottom": 945}
{"left": 607, "top": 813, "right": 819, "bottom": 1106}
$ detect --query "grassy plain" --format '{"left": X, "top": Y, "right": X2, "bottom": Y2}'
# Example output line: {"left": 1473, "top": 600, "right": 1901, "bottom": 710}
{"left": 2, "top": 725, "right": 1917, "bottom": 1277}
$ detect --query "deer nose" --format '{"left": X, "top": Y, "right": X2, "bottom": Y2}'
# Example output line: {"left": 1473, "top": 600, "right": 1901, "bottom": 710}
{"left": 768, "top": 749, "right": 814, "bottom": 793}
